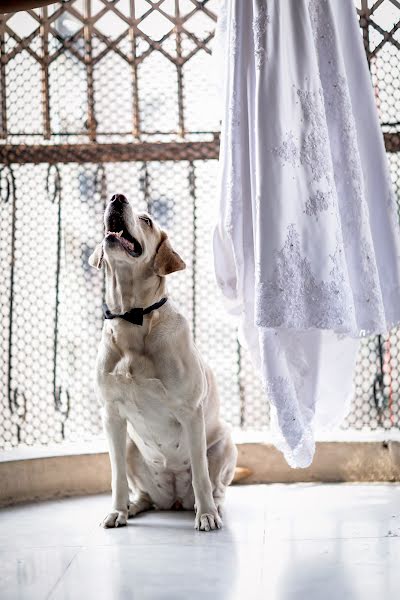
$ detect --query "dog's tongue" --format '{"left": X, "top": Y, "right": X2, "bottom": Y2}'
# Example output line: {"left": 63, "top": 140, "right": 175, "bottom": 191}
{"left": 120, "top": 237, "right": 136, "bottom": 252}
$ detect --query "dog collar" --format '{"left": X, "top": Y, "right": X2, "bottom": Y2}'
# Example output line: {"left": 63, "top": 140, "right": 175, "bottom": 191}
{"left": 103, "top": 297, "right": 168, "bottom": 326}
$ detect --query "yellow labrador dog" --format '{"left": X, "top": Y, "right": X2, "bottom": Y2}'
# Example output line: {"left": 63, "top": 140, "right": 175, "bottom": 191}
{"left": 89, "top": 194, "right": 237, "bottom": 532}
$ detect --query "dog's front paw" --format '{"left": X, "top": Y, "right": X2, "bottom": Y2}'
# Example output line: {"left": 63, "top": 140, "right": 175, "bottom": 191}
{"left": 195, "top": 508, "right": 223, "bottom": 532}
{"left": 101, "top": 510, "right": 128, "bottom": 528}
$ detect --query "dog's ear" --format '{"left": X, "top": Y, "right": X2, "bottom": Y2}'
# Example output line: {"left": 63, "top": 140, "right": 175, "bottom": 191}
{"left": 88, "top": 243, "right": 104, "bottom": 270}
{"left": 154, "top": 233, "right": 186, "bottom": 276}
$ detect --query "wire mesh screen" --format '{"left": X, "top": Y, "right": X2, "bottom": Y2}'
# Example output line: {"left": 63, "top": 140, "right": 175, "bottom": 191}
{"left": 0, "top": 0, "right": 399, "bottom": 449}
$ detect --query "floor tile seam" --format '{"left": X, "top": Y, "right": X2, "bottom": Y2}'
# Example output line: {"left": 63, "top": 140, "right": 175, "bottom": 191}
{"left": 45, "top": 546, "right": 84, "bottom": 600}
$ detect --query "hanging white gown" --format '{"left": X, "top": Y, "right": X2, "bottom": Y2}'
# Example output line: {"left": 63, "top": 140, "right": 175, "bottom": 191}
{"left": 213, "top": 0, "right": 400, "bottom": 467}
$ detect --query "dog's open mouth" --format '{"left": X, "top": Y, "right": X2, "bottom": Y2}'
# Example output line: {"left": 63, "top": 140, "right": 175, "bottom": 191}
{"left": 105, "top": 229, "right": 143, "bottom": 257}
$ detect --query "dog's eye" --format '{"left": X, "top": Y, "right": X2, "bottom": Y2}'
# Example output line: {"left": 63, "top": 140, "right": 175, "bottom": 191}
{"left": 139, "top": 215, "right": 152, "bottom": 227}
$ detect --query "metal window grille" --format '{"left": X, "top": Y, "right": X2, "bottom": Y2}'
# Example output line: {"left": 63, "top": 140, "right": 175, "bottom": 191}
{"left": 0, "top": 0, "right": 399, "bottom": 449}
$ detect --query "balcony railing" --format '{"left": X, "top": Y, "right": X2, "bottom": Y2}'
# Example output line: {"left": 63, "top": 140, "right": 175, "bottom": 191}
{"left": 0, "top": 0, "right": 399, "bottom": 450}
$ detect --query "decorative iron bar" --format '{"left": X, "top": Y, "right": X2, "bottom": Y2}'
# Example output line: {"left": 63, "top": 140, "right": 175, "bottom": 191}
{"left": 0, "top": 0, "right": 399, "bottom": 449}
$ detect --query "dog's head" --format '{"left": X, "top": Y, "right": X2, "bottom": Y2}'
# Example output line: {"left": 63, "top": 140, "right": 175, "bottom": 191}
{"left": 89, "top": 194, "right": 186, "bottom": 277}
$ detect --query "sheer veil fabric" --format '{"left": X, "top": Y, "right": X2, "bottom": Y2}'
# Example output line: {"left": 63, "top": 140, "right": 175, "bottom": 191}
{"left": 213, "top": 0, "right": 400, "bottom": 467}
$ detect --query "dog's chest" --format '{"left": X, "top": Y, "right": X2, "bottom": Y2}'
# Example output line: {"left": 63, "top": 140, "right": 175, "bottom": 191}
{"left": 106, "top": 362, "right": 189, "bottom": 467}
{"left": 99, "top": 323, "right": 191, "bottom": 467}
{"left": 127, "top": 389, "right": 187, "bottom": 463}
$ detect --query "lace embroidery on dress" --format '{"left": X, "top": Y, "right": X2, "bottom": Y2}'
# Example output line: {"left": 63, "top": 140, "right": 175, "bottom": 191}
{"left": 253, "top": 1, "right": 270, "bottom": 69}
{"left": 273, "top": 88, "right": 335, "bottom": 218}
{"left": 265, "top": 377, "right": 304, "bottom": 447}
{"left": 228, "top": 16, "right": 240, "bottom": 128}
{"left": 308, "top": 0, "right": 387, "bottom": 334}
{"left": 231, "top": 16, "right": 238, "bottom": 61}
{"left": 305, "top": 189, "right": 333, "bottom": 218}
{"left": 256, "top": 224, "right": 354, "bottom": 331}
{"left": 264, "top": 376, "right": 315, "bottom": 468}
{"left": 386, "top": 170, "right": 400, "bottom": 224}
{"left": 224, "top": 17, "right": 241, "bottom": 235}
{"left": 297, "top": 89, "right": 330, "bottom": 184}
{"left": 272, "top": 131, "right": 298, "bottom": 167}
{"left": 273, "top": 89, "right": 331, "bottom": 185}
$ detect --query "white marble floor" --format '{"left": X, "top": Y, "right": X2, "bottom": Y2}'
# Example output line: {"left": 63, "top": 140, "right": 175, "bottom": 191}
{"left": 0, "top": 484, "right": 399, "bottom": 600}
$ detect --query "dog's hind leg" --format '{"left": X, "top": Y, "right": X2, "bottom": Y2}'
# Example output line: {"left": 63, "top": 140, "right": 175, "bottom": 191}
{"left": 127, "top": 490, "right": 153, "bottom": 518}
{"left": 207, "top": 434, "right": 238, "bottom": 515}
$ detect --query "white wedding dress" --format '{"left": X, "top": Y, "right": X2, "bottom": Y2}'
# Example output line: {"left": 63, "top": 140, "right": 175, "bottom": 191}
{"left": 213, "top": 0, "right": 400, "bottom": 467}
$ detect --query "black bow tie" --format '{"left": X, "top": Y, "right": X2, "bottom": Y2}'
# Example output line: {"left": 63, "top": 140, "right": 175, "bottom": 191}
{"left": 102, "top": 297, "right": 168, "bottom": 326}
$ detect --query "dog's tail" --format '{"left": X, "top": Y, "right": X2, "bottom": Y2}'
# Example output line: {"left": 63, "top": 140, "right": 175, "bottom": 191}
{"left": 232, "top": 466, "right": 252, "bottom": 484}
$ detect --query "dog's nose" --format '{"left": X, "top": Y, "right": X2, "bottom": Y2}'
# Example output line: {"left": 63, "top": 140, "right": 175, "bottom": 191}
{"left": 110, "top": 194, "right": 128, "bottom": 204}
